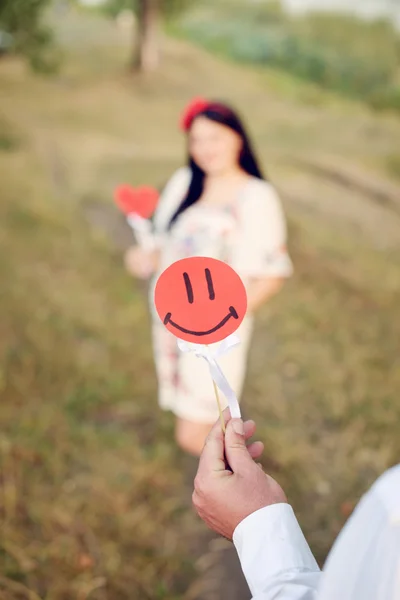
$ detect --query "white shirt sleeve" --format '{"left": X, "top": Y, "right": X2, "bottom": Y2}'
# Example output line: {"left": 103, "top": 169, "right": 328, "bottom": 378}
{"left": 233, "top": 503, "right": 321, "bottom": 600}
{"left": 230, "top": 180, "right": 293, "bottom": 279}
{"left": 152, "top": 167, "right": 191, "bottom": 236}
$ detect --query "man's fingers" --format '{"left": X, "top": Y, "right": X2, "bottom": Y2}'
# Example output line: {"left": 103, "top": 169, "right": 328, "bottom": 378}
{"left": 197, "top": 416, "right": 226, "bottom": 476}
{"left": 244, "top": 419, "right": 256, "bottom": 441}
{"left": 247, "top": 441, "right": 264, "bottom": 460}
{"left": 244, "top": 421, "right": 263, "bottom": 460}
{"left": 196, "top": 412, "right": 259, "bottom": 480}
{"left": 222, "top": 407, "right": 231, "bottom": 428}
{"left": 221, "top": 410, "right": 256, "bottom": 440}
{"left": 224, "top": 418, "right": 254, "bottom": 474}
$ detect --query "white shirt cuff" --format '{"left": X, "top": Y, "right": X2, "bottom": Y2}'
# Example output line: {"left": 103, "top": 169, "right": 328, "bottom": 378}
{"left": 233, "top": 503, "right": 321, "bottom": 598}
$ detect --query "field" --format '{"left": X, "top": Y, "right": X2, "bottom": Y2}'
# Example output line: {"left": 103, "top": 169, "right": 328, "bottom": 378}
{"left": 1, "top": 8, "right": 400, "bottom": 599}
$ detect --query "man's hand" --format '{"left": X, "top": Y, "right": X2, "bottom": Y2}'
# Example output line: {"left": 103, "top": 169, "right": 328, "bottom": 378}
{"left": 192, "top": 409, "right": 287, "bottom": 540}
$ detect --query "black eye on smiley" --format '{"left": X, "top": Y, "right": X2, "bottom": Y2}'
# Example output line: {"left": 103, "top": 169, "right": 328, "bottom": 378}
{"left": 163, "top": 268, "right": 238, "bottom": 337}
{"left": 183, "top": 267, "right": 214, "bottom": 304}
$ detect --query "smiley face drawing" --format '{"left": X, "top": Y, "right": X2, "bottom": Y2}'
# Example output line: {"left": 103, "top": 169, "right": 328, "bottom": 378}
{"left": 154, "top": 257, "right": 247, "bottom": 345}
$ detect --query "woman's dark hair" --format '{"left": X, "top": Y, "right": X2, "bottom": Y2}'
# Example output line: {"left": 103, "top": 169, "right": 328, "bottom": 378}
{"left": 168, "top": 102, "right": 266, "bottom": 229}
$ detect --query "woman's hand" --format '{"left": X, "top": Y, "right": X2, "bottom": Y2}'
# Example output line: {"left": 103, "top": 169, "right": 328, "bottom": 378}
{"left": 124, "top": 246, "right": 159, "bottom": 280}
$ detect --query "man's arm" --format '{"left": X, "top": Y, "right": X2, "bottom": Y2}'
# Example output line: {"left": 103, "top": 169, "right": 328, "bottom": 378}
{"left": 193, "top": 411, "right": 321, "bottom": 600}
{"left": 234, "top": 504, "right": 321, "bottom": 599}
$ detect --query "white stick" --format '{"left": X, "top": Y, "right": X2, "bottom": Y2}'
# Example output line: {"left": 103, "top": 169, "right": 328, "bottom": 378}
{"left": 126, "top": 214, "right": 158, "bottom": 251}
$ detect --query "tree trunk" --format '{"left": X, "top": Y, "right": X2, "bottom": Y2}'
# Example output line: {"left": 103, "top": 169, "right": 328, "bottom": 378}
{"left": 132, "top": 0, "right": 160, "bottom": 73}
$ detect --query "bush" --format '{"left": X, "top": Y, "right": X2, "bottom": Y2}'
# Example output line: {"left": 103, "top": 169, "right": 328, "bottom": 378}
{"left": 0, "top": 0, "right": 61, "bottom": 73}
{"left": 177, "top": 4, "right": 400, "bottom": 113}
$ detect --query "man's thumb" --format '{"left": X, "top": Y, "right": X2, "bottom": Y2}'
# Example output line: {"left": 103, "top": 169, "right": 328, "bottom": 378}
{"left": 224, "top": 419, "right": 252, "bottom": 473}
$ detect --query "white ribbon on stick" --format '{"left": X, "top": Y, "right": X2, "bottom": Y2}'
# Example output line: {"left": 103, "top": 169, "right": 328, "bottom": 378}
{"left": 177, "top": 333, "right": 242, "bottom": 419}
{"left": 126, "top": 213, "right": 159, "bottom": 251}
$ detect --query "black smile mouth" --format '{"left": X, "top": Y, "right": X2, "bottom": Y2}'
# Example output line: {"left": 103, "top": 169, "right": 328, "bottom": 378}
{"left": 163, "top": 306, "right": 238, "bottom": 337}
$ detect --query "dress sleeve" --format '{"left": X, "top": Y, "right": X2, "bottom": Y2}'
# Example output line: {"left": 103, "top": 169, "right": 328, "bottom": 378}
{"left": 152, "top": 167, "right": 191, "bottom": 235}
{"left": 230, "top": 181, "right": 293, "bottom": 279}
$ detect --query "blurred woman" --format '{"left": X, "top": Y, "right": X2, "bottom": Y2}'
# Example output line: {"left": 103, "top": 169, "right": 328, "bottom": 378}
{"left": 125, "top": 98, "right": 293, "bottom": 456}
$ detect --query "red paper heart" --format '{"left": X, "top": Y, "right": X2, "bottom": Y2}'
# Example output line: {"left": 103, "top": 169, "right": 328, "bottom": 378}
{"left": 114, "top": 185, "right": 159, "bottom": 219}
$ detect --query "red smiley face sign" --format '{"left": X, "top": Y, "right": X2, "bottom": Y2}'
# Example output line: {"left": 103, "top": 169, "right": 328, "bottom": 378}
{"left": 114, "top": 185, "right": 159, "bottom": 219}
{"left": 154, "top": 257, "right": 247, "bottom": 345}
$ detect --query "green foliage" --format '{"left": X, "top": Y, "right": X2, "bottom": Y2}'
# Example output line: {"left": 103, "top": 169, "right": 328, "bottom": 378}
{"left": 101, "top": 0, "right": 189, "bottom": 20}
{"left": 0, "top": 0, "right": 61, "bottom": 72}
{"left": 176, "top": 3, "right": 400, "bottom": 113}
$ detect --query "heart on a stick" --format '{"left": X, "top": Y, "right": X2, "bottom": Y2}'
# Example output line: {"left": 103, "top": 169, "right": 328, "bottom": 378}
{"left": 114, "top": 185, "right": 159, "bottom": 220}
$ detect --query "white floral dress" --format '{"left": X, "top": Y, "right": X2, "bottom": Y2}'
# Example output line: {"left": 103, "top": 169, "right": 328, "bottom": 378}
{"left": 149, "top": 167, "right": 293, "bottom": 423}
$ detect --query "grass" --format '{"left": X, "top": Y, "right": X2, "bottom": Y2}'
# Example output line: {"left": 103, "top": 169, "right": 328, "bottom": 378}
{"left": 0, "top": 128, "right": 196, "bottom": 599}
{"left": 1, "top": 7, "right": 400, "bottom": 598}
{"left": 385, "top": 153, "right": 400, "bottom": 180}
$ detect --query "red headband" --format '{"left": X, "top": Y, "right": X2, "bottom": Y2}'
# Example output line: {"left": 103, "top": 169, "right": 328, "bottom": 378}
{"left": 180, "top": 97, "right": 210, "bottom": 131}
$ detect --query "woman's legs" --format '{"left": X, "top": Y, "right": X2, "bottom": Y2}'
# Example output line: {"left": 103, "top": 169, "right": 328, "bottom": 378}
{"left": 175, "top": 418, "right": 214, "bottom": 457}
